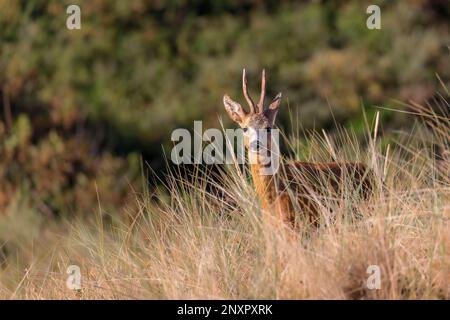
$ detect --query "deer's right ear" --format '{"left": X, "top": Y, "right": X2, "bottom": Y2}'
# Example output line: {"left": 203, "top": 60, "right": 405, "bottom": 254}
{"left": 223, "top": 95, "right": 246, "bottom": 124}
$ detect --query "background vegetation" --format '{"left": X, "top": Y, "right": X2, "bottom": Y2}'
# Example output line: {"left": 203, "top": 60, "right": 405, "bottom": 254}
{"left": 0, "top": 0, "right": 448, "bottom": 217}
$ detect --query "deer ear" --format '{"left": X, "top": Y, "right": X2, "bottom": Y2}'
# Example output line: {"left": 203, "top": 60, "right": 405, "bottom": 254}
{"left": 223, "top": 95, "right": 246, "bottom": 124}
{"left": 264, "top": 92, "right": 282, "bottom": 124}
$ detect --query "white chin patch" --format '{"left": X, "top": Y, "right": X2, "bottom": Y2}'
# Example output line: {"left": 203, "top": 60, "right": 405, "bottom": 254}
{"left": 248, "top": 150, "right": 271, "bottom": 166}
{"left": 248, "top": 151, "right": 258, "bottom": 164}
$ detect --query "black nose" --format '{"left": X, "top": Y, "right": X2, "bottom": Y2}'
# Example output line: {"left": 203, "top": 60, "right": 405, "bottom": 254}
{"left": 249, "top": 141, "right": 261, "bottom": 151}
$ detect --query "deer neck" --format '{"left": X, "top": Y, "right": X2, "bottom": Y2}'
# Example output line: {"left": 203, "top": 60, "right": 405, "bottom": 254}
{"left": 248, "top": 151, "right": 278, "bottom": 209}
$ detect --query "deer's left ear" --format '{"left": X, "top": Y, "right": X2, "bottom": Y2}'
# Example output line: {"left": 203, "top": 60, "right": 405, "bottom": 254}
{"left": 223, "top": 94, "right": 247, "bottom": 124}
{"left": 264, "top": 92, "right": 282, "bottom": 124}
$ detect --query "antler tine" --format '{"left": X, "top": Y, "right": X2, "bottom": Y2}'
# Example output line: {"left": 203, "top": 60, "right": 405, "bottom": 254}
{"left": 242, "top": 68, "right": 256, "bottom": 114}
{"left": 258, "top": 69, "right": 266, "bottom": 113}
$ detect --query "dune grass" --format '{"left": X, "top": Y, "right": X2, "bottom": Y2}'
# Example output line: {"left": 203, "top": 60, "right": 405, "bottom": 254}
{"left": 0, "top": 105, "right": 448, "bottom": 300}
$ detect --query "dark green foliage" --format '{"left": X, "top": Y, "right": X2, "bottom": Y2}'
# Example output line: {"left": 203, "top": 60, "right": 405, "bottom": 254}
{"left": 0, "top": 0, "right": 448, "bottom": 215}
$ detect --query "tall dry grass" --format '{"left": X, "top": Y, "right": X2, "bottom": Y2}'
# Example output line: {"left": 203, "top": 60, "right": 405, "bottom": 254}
{"left": 0, "top": 102, "right": 449, "bottom": 299}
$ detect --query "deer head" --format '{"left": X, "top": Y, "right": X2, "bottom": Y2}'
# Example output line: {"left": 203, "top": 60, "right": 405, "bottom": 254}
{"left": 223, "top": 69, "right": 282, "bottom": 155}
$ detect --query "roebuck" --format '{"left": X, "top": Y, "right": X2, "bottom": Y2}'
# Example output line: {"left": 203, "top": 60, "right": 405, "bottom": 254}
{"left": 223, "top": 69, "right": 373, "bottom": 226}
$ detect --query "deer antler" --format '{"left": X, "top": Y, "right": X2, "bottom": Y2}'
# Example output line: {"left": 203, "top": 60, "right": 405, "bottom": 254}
{"left": 258, "top": 69, "right": 266, "bottom": 113}
{"left": 242, "top": 68, "right": 256, "bottom": 114}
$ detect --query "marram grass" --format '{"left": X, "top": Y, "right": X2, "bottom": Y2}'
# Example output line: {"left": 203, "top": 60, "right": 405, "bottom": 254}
{"left": 0, "top": 108, "right": 449, "bottom": 300}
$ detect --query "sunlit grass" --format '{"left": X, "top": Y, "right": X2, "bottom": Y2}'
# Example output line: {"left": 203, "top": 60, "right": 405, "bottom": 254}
{"left": 0, "top": 103, "right": 448, "bottom": 300}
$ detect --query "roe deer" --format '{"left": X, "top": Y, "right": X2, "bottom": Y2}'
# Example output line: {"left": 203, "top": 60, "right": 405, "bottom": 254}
{"left": 223, "top": 69, "right": 373, "bottom": 226}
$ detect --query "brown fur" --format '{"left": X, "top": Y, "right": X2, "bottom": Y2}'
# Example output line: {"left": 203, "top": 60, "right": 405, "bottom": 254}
{"left": 250, "top": 159, "right": 373, "bottom": 225}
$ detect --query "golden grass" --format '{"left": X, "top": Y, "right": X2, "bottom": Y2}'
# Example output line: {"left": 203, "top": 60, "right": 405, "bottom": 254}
{"left": 0, "top": 106, "right": 449, "bottom": 300}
